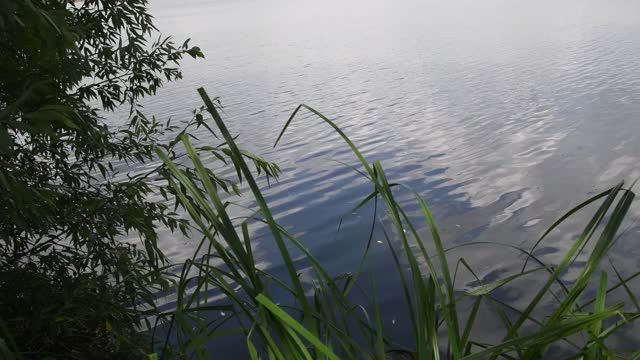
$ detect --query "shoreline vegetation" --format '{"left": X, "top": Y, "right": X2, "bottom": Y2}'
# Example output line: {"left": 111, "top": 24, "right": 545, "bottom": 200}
{"left": 149, "top": 88, "right": 640, "bottom": 359}
{"left": 2, "top": 1, "right": 639, "bottom": 359}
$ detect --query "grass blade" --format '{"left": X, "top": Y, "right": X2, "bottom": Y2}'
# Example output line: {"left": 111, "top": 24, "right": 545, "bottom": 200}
{"left": 256, "top": 294, "right": 340, "bottom": 360}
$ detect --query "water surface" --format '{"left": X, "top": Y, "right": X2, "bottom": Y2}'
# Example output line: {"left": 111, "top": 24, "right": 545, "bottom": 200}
{"left": 140, "top": 0, "right": 640, "bottom": 352}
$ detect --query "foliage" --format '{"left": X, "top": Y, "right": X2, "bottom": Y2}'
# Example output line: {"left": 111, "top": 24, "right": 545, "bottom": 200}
{"left": 0, "top": 0, "right": 212, "bottom": 357}
{"left": 0, "top": 1, "right": 281, "bottom": 356}
{"left": 0, "top": 0, "right": 280, "bottom": 354}
{"left": 0, "top": 0, "right": 198, "bottom": 268}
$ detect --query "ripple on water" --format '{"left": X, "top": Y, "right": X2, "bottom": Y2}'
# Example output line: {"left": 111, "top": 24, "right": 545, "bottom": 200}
{"left": 119, "top": 0, "right": 640, "bottom": 349}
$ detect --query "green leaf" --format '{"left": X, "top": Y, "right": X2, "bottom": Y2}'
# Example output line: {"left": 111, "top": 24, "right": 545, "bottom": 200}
{"left": 24, "top": 107, "right": 79, "bottom": 132}
{"left": 187, "top": 46, "right": 204, "bottom": 59}
{"left": 467, "top": 268, "right": 542, "bottom": 296}
{"left": 256, "top": 294, "right": 339, "bottom": 360}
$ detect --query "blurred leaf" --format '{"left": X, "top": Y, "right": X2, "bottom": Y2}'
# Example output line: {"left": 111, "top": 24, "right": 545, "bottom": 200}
{"left": 187, "top": 46, "right": 204, "bottom": 59}
{"left": 0, "top": 126, "right": 12, "bottom": 154}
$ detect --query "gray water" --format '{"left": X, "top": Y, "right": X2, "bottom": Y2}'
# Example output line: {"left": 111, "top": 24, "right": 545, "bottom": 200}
{"left": 142, "top": 0, "right": 640, "bottom": 352}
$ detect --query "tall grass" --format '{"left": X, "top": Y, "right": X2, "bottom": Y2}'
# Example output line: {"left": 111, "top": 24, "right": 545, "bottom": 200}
{"left": 152, "top": 88, "right": 640, "bottom": 359}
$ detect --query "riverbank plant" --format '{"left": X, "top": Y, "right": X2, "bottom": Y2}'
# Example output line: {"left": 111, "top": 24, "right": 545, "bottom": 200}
{"left": 148, "top": 88, "right": 640, "bottom": 359}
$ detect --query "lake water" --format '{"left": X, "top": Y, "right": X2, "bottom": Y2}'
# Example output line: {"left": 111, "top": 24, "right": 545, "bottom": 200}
{"left": 141, "top": 0, "right": 640, "bottom": 353}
